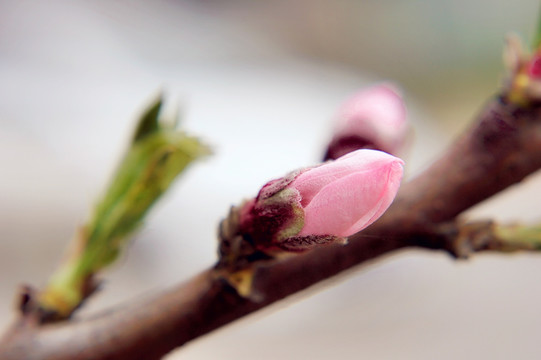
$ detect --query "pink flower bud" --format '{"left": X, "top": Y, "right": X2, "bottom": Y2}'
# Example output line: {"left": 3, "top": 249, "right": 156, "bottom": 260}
{"left": 324, "top": 84, "right": 408, "bottom": 160}
{"left": 293, "top": 149, "right": 404, "bottom": 236}
{"left": 528, "top": 53, "right": 541, "bottom": 79}
{"left": 239, "top": 149, "right": 404, "bottom": 253}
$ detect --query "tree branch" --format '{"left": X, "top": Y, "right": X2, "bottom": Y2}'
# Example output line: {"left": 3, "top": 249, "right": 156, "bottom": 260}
{"left": 2, "top": 96, "right": 541, "bottom": 359}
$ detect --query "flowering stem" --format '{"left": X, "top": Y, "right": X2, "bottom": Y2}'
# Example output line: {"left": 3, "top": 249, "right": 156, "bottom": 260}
{"left": 2, "top": 92, "right": 541, "bottom": 359}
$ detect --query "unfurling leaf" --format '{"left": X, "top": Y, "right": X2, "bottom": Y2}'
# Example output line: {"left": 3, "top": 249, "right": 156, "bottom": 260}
{"left": 38, "top": 95, "right": 210, "bottom": 319}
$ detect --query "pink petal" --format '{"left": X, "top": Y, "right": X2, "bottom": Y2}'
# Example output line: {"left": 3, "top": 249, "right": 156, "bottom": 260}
{"left": 335, "top": 83, "right": 408, "bottom": 155}
{"left": 529, "top": 54, "right": 541, "bottom": 79}
{"left": 292, "top": 149, "right": 401, "bottom": 207}
{"left": 298, "top": 153, "right": 403, "bottom": 237}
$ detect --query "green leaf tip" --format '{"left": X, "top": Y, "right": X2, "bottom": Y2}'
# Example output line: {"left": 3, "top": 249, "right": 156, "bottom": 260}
{"left": 132, "top": 93, "right": 163, "bottom": 142}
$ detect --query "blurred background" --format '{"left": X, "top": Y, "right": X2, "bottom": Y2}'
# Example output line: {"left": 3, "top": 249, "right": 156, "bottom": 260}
{"left": 1, "top": 0, "right": 541, "bottom": 359}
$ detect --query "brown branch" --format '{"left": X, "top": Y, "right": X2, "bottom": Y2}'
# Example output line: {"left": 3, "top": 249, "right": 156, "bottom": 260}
{"left": 363, "top": 96, "right": 541, "bottom": 249}
{"left": 2, "top": 96, "right": 541, "bottom": 359}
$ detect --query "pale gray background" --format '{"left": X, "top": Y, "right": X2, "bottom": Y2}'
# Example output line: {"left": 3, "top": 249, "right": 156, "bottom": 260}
{"left": 1, "top": 1, "right": 541, "bottom": 359}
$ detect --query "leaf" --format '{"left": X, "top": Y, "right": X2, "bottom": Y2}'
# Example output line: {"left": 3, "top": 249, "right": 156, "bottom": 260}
{"left": 132, "top": 94, "right": 162, "bottom": 142}
{"left": 39, "top": 96, "right": 210, "bottom": 318}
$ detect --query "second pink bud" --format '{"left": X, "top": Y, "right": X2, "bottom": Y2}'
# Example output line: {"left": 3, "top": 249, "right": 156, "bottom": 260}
{"left": 324, "top": 83, "right": 408, "bottom": 160}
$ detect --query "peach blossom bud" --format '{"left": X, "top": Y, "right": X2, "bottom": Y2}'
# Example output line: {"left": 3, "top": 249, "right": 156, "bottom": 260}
{"left": 324, "top": 84, "right": 408, "bottom": 160}
{"left": 528, "top": 52, "right": 541, "bottom": 79}
{"left": 239, "top": 149, "right": 404, "bottom": 253}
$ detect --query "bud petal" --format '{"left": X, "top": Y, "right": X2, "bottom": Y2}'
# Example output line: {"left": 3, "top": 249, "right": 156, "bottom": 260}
{"left": 325, "top": 84, "right": 408, "bottom": 159}
{"left": 294, "top": 150, "right": 404, "bottom": 237}
{"left": 528, "top": 52, "right": 541, "bottom": 79}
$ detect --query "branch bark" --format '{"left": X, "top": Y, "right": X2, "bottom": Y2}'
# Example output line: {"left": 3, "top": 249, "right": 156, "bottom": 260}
{"left": 2, "top": 96, "right": 541, "bottom": 359}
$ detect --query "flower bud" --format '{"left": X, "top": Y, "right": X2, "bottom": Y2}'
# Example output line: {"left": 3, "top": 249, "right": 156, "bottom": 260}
{"left": 504, "top": 34, "right": 541, "bottom": 104}
{"left": 528, "top": 52, "right": 541, "bottom": 79}
{"left": 238, "top": 149, "right": 404, "bottom": 253}
{"left": 324, "top": 84, "right": 408, "bottom": 160}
